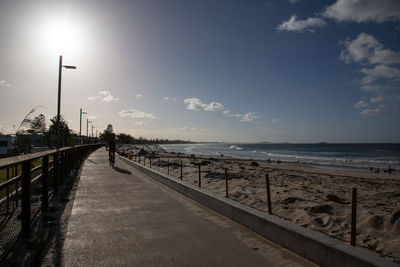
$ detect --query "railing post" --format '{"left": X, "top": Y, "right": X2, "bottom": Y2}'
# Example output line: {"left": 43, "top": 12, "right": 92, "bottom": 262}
{"left": 53, "top": 152, "right": 59, "bottom": 194}
{"left": 60, "top": 151, "right": 65, "bottom": 185}
{"left": 351, "top": 187, "right": 357, "bottom": 246}
{"left": 15, "top": 165, "right": 19, "bottom": 207}
{"left": 21, "top": 160, "right": 31, "bottom": 239}
{"left": 6, "top": 167, "right": 10, "bottom": 214}
{"left": 265, "top": 173, "right": 272, "bottom": 214}
{"left": 42, "top": 155, "right": 49, "bottom": 212}
{"left": 150, "top": 158, "right": 152, "bottom": 168}
{"left": 225, "top": 169, "right": 228, "bottom": 198}
{"left": 64, "top": 150, "right": 68, "bottom": 178}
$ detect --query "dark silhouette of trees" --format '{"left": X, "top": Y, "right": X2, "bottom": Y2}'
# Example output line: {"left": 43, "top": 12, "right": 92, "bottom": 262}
{"left": 45, "top": 115, "right": 75, "bottom": 148}
{"left": 30, "top": 114, "right": 46, "bottom": 133}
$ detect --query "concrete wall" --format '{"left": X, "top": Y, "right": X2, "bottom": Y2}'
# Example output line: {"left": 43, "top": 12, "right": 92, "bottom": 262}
{"left": 119, "top": 156, "right": 399, "bottom": 267}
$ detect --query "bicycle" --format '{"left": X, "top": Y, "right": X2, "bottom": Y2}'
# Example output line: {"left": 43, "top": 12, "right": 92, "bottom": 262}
{"left": 109, "top": 151, "right": 115, "bottom": 167}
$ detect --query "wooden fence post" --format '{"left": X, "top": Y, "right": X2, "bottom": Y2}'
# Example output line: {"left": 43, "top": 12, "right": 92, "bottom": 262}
{"left": 180, "top": 161, "right": 183, "bottom": 180}
{"left": 198, "top": 165, "right": 201, "bottom": 188}
{"left": 225, "top": 168, "right": 228, "bottom": 198}
{"left": 351, "top": 187, "right": 357, "bottom": 246}
{"left": 21, "top": 160, "right": 31, "bottom": 238}
{"left": 42, "top": 156, "right": 49, "bottom": 212}
{"left": 266, "top": 173, "right": 272, "bottom": 214}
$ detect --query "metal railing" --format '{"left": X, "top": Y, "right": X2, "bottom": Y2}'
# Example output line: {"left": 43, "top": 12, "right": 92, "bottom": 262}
{"left": 0, "top": 144, "right": 103, "bottom": 261}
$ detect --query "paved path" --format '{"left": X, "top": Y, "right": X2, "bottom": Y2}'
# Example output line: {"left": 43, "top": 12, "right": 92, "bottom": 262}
{"left": 63, "top": 148, "right": 315, "bottom": 266}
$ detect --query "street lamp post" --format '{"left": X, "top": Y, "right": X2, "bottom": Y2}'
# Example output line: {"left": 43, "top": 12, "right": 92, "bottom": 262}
{"left": 87, "top": 119, "right": 91, "bottom": 137}
{"left": 79, "top": 108, "right": 87, "bottom": 136}
{"left": 56, "top": 55, "right": 76, "bottom": 149}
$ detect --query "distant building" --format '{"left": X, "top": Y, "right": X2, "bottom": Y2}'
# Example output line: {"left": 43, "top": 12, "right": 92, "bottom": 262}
{"left": 0, "top": 134, "right": 17, "bottom": 157}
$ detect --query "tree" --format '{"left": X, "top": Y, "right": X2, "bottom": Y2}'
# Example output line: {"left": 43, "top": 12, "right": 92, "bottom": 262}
{"left": 30, "top": 114, "right": 46, "bottom": 133}
{"left": 100, "top": 124, "right": 114, "bottom": 143}
{"left": 45, "top": 115, "right": 75, "bottom": 147}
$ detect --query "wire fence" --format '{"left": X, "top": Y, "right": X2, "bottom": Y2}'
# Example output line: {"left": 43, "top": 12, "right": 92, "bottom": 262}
{"left": 117, "top": 149, "right": 399, "bottom": 261}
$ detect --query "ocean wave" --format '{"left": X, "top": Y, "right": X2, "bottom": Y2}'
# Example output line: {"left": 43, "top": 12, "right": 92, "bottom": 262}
{"left": 228, "top": 145, "right": 243, "bottom": 150}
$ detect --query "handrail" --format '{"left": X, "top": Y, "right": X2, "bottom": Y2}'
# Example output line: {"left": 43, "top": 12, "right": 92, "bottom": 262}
{"left": 0, "top": 175, "right": 21, "bottom": 191}
{"left": 0, "top": 144, "right": 102, "bottom": 169}
{"left": 0, "top": 143, "right": 103, "bottom": 262}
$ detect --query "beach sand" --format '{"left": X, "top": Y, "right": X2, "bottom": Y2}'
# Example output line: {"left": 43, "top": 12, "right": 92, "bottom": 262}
{"left": 119, "top": 148, "right": 400, "bottom": 263}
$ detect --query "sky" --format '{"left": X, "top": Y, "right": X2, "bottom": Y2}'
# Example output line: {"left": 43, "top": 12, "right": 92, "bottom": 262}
{"left": 0, "top": 0, "right": 400, "bottom": 143}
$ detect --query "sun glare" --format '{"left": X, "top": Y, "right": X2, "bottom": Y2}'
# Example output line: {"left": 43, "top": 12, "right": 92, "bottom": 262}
{"left": 38, "top": 17, "right": 84, "bottom": 56}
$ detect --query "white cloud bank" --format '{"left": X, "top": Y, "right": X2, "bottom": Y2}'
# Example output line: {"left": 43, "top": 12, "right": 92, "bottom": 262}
{"left": 184, "top": 97, "right": 260, "bottom": 123}
{"left": 184, "top": 98, "right": 224, "bottom": 111}
{"left": 341, "top": 33, "right": 400, "bottom": 117}
{"left": 240, "top": 112, "right": 260, "bottom": 122}
{"left": 340, "top": 33, "right": 400, "bottom": 65}
{"left": 118, "top": 110, "right": 155, "bottom": 119}
{"left": 323, "top": 0, "right": 400, "bottom": 23}
{"left": 0, "top": 79, "right": 11, "bottom": 87}
{"left": 88, "top": 91, "right": 119, "bottom": 102}
{"left": 276, "top": 15, "right": 327, "bottom": 32}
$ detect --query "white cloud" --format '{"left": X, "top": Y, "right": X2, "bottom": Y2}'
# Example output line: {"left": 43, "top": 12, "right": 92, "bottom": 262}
{"left": 323, "top": 0, "right": 400, "bottom": 23}
{"left": 184, "top": 98, "right": 224, "bottom": 111}
{"left": 354, "top": 100, "right": 369, "bottom": 109}
{"left": 88, "top": 91, "right": 119, "bottom": 102}
{"left": 340, "top": 33, "right": 400, "bottom": 65}
{"left": 133, "top": 121, "right": 146, "bottom": 126}
{"left": 228, "top": 113, "right": 243, "bottom": 118}
{"left": 276, "top": 15, "right": 327, "bottom": 32}
{"left": 180, "top": 126, "right": 210, "bottom": 132}
{"left": 162, "top": 96, "right": 177, "bottom": 102}
{"left": 241, "top": 112, "right": 260, "bottom": 122}
{"left": 136, "top": 94, "right": 142, "bottom": 99}
{"left": 370, "top": 96, "right": 384, "bottom": 104}
{"left": 360, "top": 64, "right": 400, "bottom": 84}
{"left": 118, "top": 110, "right": 156, "bottom": 119}
{"left": 271, "top": 118, "right": 279, "bottom": 123}
{"left": 222, "top": 110, "right": 231, "bottom": 115}
{"left": 360, "top": 84, "right": 397, "bottom": 93}
{"left": 0, "top": 79, "right": 11, "bottom": 87}
{"left": 360, "top": 104, "right": 387, "bottom": 117}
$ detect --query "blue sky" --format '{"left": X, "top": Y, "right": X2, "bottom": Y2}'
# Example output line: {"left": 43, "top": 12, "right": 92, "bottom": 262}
{"left": 0, "top": 0, "right": 400, "bottom": 142}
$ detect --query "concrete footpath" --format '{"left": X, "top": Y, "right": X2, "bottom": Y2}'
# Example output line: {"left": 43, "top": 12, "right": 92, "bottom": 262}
{"left": 63, "top": 148, "right": 315, "bottom": 266}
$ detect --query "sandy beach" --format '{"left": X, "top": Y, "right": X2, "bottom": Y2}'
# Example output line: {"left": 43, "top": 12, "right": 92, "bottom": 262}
{"left": 118, "top": 147, "right": 400, "bottom": 263}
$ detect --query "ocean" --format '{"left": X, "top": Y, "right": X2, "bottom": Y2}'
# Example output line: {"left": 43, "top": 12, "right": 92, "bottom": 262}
{"left": 160, "top": 143, "right": 400, "bottom": 170}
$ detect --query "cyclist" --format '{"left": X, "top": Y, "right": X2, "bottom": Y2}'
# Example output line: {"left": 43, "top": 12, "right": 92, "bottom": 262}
{"left": 108, "top": 135, "right": 116, "bottom": 167}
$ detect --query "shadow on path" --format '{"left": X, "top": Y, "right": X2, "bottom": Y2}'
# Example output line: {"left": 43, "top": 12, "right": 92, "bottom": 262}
{"left": 113, "top": 166, "right": 132, "bottom": 175}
